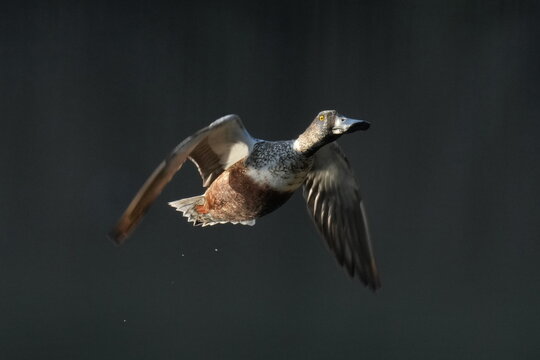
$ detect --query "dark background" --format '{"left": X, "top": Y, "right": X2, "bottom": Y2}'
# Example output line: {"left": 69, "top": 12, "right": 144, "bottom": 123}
{"left": 1, "top": 0, "right": 539, "bottom": 359}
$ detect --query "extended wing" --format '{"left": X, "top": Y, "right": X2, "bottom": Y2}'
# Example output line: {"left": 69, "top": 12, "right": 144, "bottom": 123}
{"left": 109, "top": 114, "right": 255, "bottom": 245}
{"left": 303, "top": 142, "right": 380, "bottom": 290}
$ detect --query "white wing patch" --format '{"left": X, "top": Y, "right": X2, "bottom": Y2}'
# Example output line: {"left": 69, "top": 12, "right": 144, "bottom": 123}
{"left": 218, "top": 141, "right": 250, "bottom": 168}
{"left": 206, "top": 124, "right": 255, "bottom": 170}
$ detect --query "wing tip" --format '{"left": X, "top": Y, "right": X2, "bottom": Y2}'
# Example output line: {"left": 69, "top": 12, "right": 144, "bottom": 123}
{"left": 361, "top": 265, "right": 382, "bottom": 292}
{"left": 108, "top": 226, "right": 128, "bottom": 246}
{"left": 366, "top": 275, "right": 382, "bottom": 292}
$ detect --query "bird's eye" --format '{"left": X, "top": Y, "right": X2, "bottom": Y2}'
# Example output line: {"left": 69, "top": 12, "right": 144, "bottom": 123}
{"left": 319, "top": 115, "right": 325, "bottom": 121}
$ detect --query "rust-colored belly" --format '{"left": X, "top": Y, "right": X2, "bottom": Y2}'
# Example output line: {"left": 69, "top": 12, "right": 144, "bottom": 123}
{"left": 199, "top": 161, "right": 293, "bottom": 222}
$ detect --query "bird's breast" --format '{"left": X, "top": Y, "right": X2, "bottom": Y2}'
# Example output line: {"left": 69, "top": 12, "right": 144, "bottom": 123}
{"left": 244, "top": 141, "right": 313, "bottom": 192}
{"left": 245, "top": 165, "right": 310, "bottom": 192}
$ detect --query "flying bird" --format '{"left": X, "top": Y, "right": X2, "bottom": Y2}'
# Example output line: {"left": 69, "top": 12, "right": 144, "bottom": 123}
{"left": 109, "top": 110, "right": 380, "bottom": 290}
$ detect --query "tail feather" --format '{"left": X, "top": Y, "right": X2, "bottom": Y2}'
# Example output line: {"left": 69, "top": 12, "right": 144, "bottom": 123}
{"left": 168, "top": 196, "right": 208, "bottom": 226}
{"left": 168, "top": 195, "right": 257, "bottom": 227}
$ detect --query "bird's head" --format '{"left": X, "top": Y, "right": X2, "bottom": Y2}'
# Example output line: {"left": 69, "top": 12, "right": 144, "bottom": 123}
{"left": 294, "top": 110, "right": 370, "bottom": 155}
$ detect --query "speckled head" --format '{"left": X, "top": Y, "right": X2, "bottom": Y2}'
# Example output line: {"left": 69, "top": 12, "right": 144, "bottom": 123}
{"left": 294, "top": 110, "right": 370, "bottom": 155}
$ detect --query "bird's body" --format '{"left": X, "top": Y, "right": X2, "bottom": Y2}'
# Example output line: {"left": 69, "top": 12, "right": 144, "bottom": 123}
{"left": 173, "top": 140, "right": 312, "bottom": 226}
{"left": 110, "top": 110, "right": 381, "bottom": 290}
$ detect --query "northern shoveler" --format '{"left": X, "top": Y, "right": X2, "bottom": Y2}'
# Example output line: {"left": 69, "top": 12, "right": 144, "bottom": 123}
{"left": 109, "top": 110, "right": 380, "bottom": 290}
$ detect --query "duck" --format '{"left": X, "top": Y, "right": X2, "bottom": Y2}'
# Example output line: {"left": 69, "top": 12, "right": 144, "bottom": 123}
{"left": 109, "top": 110, "right": 380, "bottom": 290}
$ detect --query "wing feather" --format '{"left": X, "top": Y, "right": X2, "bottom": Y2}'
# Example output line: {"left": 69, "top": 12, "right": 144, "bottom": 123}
{"left": 109, "top": 114, "right": 255, "bottom": 245}
{"left": 303, "top": 142, "right": 380, "bottom": 290}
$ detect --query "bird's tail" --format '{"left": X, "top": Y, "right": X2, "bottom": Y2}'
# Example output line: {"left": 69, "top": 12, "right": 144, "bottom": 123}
{"left": 168, "top": 195, "right": 212, "bottom": 226}
{"left": 168, "top": 195, "right": 256, "bottom": 227}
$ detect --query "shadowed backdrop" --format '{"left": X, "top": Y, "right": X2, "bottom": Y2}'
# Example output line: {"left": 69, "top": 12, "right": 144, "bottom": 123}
{"left": 1, "top": 0, "right": 539, "bottom": 359}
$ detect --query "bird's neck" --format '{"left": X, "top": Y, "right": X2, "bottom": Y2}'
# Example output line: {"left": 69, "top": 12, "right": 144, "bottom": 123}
{"left": 293, "top": 125, "right": 330, "bottom": 156}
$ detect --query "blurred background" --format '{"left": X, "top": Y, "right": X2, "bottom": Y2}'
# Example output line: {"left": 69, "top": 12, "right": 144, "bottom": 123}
{"left": 1, "top": 0, "right": 539, "bottom": 358}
